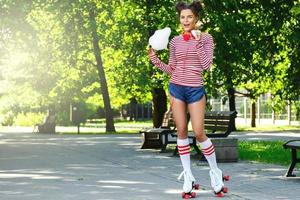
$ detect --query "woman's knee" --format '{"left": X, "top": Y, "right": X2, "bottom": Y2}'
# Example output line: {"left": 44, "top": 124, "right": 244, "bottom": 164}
{"left": 177, "top": 127, "right": 188, "bottom": 139}
{"left": 195, "top": 132, "right": 207, "bottom": 142}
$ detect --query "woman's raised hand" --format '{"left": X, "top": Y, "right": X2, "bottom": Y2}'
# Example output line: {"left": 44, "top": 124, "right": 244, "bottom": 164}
{"left": 148, "top": 47, "right": 156, "bottom": 57}
{"left": 192, "top": 30, "right": 202, "bottom": 41}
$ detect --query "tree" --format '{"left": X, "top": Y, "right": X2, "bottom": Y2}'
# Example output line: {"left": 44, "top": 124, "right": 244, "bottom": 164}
{"left": 283, "top": 4, "right": 300, "bottom": 100}
{"left": 204, "top": 0, "right": 298, "bottom": 127}
{"left": 88, "top": 2, "right": 115, "bottom": 131}
{"left": 104, "top": 0, "right": 178, "bottom": 127}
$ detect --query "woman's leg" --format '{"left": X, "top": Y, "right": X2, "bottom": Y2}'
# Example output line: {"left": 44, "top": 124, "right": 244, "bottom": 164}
{"left": 171, "top": 97, "right": 191, "bottom": 170}
{"left": 172, "top": 96, "right": 197, "bottom": 193}
{"left": 188, "top": 98, "right": 226, "bottom": 194}
{"left": 171, "top": 96, "right": 188, "bottom": 139}
{"left": 187, "top": 97, "right": 218, "bottom": 171}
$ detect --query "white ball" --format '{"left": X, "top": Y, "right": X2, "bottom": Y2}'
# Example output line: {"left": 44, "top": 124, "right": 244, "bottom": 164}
{"left": 149, "top": 27, "right": 171, "bottom": 51}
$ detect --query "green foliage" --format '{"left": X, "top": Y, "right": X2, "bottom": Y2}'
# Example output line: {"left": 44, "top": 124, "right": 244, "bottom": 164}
{"left": 14, "top": 112, "right": 44, "bottom": 126}
{"left": 56, "top": 111, "right": 72, "bottom": 126}
{"left": 0, "top": 111, "right": 14, "bottom": 126}
{"left": 0, "top": 0, "right": 299, "bottom": 126}
{"left": 238, "top": 141, "right": 290, "bottom": 166}
{"left": 205, "top": 0, "right": 298, "bottom": 100}
{"left": 294, "top": 101, "right": 300, "bottom": 121}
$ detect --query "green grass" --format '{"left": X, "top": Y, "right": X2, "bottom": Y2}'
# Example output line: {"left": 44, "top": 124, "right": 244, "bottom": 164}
{"left": 168, "top": 141, "right": 292, "bottom": 166}
{"left": 238, "top": 141, "right": 291, "bottom": 166}
{"left": 236, "top": 125, "right": 300, "bottom": 132}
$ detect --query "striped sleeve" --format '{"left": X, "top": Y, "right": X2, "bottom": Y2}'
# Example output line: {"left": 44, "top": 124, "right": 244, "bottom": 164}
{"left": 195, "top": 33, "right": 214, "bottom": 70}
{"left": 149, "top": 38, "right": 176, "bottom": 75}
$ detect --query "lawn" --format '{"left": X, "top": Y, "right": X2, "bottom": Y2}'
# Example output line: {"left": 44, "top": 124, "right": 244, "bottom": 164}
{"left": 236, "top": 125, "right": 300, "bottom": 132}
{"left": 238, "top": 141, "right": 291, "bottom": 166}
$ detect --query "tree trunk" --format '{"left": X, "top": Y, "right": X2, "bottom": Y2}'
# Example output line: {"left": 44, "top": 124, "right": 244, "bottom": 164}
{"left": 89, "top": 9, "right": 115, "bottom": 132}
{"left": 152, "top": 87, "right": 167, "bottom": 128}
{"left": 251, "top": 101, "right": 256, "bottom": 127}
{"left": 129, "top": 97, "right": 137, "bottom": 121}
{"left": 227, "top": 87, "right": 237, "bottom": 131}
{"left": 146, "top": 0, "right": 167, "bottom": 128}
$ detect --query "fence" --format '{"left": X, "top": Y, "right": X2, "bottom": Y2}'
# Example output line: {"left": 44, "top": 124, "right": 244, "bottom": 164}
{"left": 209, "top": 94, "right": 300, "bottom": 126}
{"left": 121, "top": 103, "right": 152, "bottom": 120}
{"left": 121, "top": 94, "right": 300, "bottom": 126}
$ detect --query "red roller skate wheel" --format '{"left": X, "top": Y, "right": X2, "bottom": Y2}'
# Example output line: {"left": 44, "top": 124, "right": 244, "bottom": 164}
{"left": 191, "top": 192, "right": 196, "bottom": 198}
{"left": 193, "top": 183, "right": 200, "bottom": 190}
{"left": 222, "top": 187, "right": 228, "bottom": 193}
{"left": 215, "top": 192, "right": 224, "bottom": 198}
{"left": 182, "top": 192, "right": 190, "bottom": 199}
{"left": 223, "top": 175, "right": 230, "bottom": 181}
{"left": 182, "top": 192, "right": 196, "bottom": 199}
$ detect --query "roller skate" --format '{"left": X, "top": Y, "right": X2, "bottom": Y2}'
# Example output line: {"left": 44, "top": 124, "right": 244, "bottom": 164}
{"left": 177, "top": 170, "right": 199, "bottom": 199}
{"left": 209, "top": 168, "right": 229, "bottom": 197}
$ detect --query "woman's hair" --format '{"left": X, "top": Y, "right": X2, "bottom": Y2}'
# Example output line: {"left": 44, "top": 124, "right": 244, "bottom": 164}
{"left": 176, "top": 1, "right": 203, "bottom": 18}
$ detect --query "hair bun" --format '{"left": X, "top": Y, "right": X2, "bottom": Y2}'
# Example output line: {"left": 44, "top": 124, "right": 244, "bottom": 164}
{"left": 176, "top": 2, "right": 186, "bottom": 14}
{"left": 175, "top": 1, "right": 204, "bottom": 17}
{"left": 191, "top": 1, "right": 203, "bottom": 13}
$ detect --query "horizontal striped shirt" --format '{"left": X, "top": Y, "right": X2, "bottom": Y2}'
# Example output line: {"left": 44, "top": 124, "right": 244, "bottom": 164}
{"left": 150, "top": 33, "right": 214, "bottom": 87}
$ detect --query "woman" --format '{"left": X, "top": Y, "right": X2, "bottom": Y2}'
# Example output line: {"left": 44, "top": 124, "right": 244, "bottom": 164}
{"left": 148, "top": 1, "right": 227, "bottom": 198}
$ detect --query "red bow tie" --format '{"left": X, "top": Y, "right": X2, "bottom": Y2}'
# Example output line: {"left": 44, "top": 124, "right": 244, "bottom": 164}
{"left": 183, "top": 33, "right": 193, "bottom": 41}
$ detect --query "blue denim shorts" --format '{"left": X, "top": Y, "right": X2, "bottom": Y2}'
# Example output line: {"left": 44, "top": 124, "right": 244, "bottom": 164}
{"left": 169, "top": 83, "right": 206, "bottom": 104}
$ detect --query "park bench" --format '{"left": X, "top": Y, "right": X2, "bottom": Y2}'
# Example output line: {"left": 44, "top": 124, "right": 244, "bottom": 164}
{"left": 140, "top": 111, "right": 176, "bottom": 149}
{"left": 283, "top": 140, "right": 300, "bottom": 177}
{"left": 140, "top": 111, "right": 199, "bottom": 152}
{"left": 172, "top": 111, "right": 238, "bottom": 161}
{"left": 33, "top": 114, "right": 56, "bottom": 134}
{"left": 140, "top": 110, "right": 238, "bottom": 162}
{"left": 203, "top": 111, "right": 237, "bottom": 137}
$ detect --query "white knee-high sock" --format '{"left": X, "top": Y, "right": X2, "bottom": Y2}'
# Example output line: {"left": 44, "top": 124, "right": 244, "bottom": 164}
{"left": 177, "top": 138, "right": 191, "bottom": 172}
{"left": 199, "top": 138, "right": 218, "bottom": 170}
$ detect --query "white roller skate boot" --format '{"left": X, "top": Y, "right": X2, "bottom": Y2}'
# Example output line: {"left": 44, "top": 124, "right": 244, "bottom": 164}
{"left": 209, "top": 168, "right": 228, "bottom": 197}
{"left": 178, "top": 170, "right": 198, "bottom": 199}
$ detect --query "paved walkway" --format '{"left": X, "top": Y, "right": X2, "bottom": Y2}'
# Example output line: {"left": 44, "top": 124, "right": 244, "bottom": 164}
{"left": 229, "top": 130, "right": 300, "bottom": 141}
{"left": 0, "top": 131, "right": 299, "bottom": 200}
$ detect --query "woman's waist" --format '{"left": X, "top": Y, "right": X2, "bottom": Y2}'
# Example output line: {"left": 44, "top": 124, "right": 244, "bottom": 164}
{"left": 172, "top": 66, "right": 203, "bottom": 74}
{"left": 169, "top": 79, "right": 204, "bottom": 87}
{"left": 176, "top": 60, "right": 201, "bottom": 66}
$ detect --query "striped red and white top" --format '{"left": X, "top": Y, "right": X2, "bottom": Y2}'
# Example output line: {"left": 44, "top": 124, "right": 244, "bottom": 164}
{"left": 149, "top": 33, "right": 214, "bottom": 87}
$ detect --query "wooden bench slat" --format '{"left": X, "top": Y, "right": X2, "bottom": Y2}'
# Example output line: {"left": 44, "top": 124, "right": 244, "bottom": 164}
{"left": 143, "top": 128, "right": 172, "bottom": 133}
{"left": 205, "top": 111, "right": 236, "bottom": 115}
{"left": 284, "top": 141, "right": 300, "bottom": 149}
{"left": 204, "top": 120, "right": 230, "bottom": 126}
{"left": 205, "top": 125, "right": 229, "bottom": 131}
{"left": 205, "top": 116, "right": 232, "bottom": 120}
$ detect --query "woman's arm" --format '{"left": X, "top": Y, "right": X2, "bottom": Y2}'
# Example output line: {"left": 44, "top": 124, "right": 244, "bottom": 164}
{"left": 195, "top": 33, "right": 214, "bottom": 70}
{"left": 148, "top": 38, "right": 176, "bottom": 75}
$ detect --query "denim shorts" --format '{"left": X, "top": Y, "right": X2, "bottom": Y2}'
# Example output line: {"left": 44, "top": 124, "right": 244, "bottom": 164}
{"left": 168, "top": 83, "right": 206, "bottom": 104}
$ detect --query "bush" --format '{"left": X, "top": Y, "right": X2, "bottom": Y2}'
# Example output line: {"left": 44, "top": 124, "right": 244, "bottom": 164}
{"left": 0, "top": 111, "right": 15, "bottom": 126}
{"left": 14, "top": 112, "right": 45, "bottom": 126}
{"left": 56, "top": 111, "right": 72, "bottom": 126}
